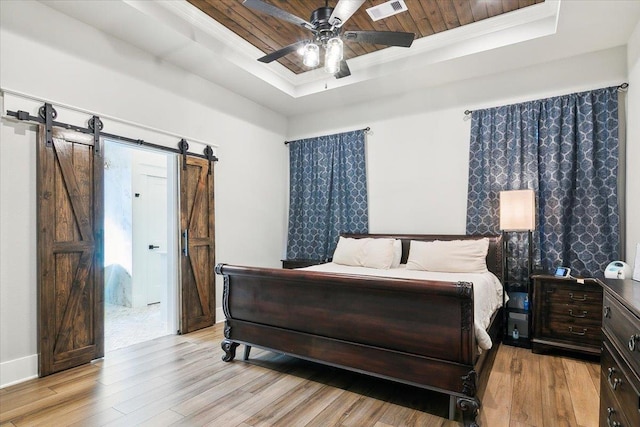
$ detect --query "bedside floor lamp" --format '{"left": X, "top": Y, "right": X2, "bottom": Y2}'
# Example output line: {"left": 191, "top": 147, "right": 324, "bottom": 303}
{"left": 500, "top": 189, "right": 536, "bottom": 281}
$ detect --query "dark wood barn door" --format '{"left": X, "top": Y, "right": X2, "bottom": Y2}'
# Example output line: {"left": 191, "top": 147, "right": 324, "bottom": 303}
{"left": 179, "top": 156, "right": 215, "bottom": 334}
{"left": 37, "top": 126, "right": 104, "bottom": 376}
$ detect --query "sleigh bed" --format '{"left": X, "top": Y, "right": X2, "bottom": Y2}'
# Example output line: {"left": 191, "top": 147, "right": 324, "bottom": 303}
{"left": 215, "top": 234, "right": 504, "bottom": 426}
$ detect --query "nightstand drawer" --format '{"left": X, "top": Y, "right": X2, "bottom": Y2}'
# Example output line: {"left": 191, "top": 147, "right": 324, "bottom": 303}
{"left": 601, "top": 337, "right": 640, "bottom": 427}
{"left": 542, "top": 281, "right": 602, "bottom": 306}
{"left": 539, "top": 314, "right": 601, "bottom": 346}
{"left": 603, "top": 292, "right": 640, "bottom": 376}
{"left": 546, "top": 302, "right": 602, "bottom": 322}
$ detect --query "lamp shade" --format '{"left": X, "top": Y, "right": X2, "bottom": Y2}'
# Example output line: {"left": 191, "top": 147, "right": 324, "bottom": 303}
{"left": 499, "top": 189, "right": 536, "bottom": 231}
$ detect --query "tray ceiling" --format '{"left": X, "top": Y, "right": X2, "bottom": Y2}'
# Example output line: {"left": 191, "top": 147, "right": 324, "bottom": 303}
{"left": 187, "top": 0, "right": 545, "bottom": 75}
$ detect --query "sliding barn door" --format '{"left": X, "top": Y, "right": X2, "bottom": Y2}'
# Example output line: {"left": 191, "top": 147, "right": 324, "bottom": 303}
{"left": 179, "top": 156, "right": 215, "bottom": 333}
{"left": 37, "top": 126, "right": 104, "bottom": 376}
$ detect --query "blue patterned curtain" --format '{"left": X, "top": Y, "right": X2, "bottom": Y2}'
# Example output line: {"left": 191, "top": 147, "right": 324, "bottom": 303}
{"left": 466, "top": 86, "right": 620, "bottom": 279}
{"left": 287, "top": 130, "right": 368, "bottom": 260}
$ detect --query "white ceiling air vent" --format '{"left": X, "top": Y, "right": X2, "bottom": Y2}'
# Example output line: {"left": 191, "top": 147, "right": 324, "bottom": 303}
{"left": 366, "top": 0, "right": 408, "bottom": 22}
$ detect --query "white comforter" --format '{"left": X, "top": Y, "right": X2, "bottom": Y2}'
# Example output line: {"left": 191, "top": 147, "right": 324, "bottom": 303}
{"left": 300, "top": 263, "right": 504, "bottom": 351}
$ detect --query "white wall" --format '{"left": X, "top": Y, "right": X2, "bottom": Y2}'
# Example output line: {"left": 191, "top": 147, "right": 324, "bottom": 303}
{"left": 288, "top": 47, "right": 629, "bottom": 237}
{"left": 627, "top": 20, "right": 640, "bottom": 270}
{"left": 0, "top": 0, "right": 287, "bottom": 386}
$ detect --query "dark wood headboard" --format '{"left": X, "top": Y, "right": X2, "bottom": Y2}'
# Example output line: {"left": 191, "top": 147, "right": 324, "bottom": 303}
{"left": 343, "top": 234, "right": 504, "bottom": 284}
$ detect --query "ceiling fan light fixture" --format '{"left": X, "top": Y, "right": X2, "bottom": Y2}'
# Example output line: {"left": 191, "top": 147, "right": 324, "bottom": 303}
{"left": 324, "top": 53, "right": 340, "bottom": 74}
{"left": 302, "top": 43, "right": 320, "bottom": 67}
{"left": 324, "top": 37, "right": 343, "bottom": 74}
{"left": 326, "top": 37, "right": 343, "bottom": 61}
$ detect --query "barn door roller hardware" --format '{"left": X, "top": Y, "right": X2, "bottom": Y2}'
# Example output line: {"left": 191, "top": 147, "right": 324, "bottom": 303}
{"left": 179, "top": 138, "right": 189, "bottom": 171}
{"left": 6, "top": 102, "right": 220, "bottom": 162}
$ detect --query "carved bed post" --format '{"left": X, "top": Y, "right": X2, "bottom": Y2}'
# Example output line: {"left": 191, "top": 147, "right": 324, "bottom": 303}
{"left": 221, "top": 339, "right": 239, "bottom": 362}
{"left": 457, "top": 370, "right": 480, "bottom": 427}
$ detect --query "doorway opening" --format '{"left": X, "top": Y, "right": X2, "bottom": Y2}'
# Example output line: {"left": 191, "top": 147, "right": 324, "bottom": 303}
{"left": 103, "top": 140, "right": 178, "bottom": 352}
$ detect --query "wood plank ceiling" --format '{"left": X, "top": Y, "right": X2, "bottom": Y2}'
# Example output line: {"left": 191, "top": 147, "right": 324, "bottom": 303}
{"left": 188, "top": 0, "right": 545, "bottom": 75}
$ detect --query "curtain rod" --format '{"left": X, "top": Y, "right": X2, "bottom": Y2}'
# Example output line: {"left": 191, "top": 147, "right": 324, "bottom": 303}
{"left": 463, "top": 82, "right": 629, "bottom": 116}
{"left": 284, "top": 127, "right": 371, "bottom": 145}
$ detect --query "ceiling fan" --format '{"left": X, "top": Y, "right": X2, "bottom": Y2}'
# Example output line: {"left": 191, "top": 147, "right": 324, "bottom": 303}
{"left": 243, "top": 0, "right": 415, "bottom": 79}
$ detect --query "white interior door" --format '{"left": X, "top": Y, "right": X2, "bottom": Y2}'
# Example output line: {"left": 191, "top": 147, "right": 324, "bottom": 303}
{"left": 132, "top": 152, "right": 169, "bottom": 308}
{"left": 144, "top": 175, "right": 168, "bottom": 304}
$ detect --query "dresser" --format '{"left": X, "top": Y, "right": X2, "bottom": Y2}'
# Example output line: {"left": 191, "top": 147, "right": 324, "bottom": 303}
{"left": 531, "top": 275, "right": 602, "bottom": 356}
{"left": 599, "top": 279, "right": 640, "bottom": 427}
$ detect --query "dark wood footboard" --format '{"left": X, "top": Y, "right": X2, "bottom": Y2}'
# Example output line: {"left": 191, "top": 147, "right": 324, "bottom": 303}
{"left": 216, "top": 234, "right": 503, "bottom": 427}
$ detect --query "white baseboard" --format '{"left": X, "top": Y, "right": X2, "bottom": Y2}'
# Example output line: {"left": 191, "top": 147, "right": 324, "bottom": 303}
{"left": 216, "top": 307, "right": 225, "bottom": 323}
{"left": 0, "top": 354, "right": 38, "bottom": 388}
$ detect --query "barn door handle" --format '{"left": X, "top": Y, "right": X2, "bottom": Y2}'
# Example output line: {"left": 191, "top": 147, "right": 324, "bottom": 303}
{"left": 148, "top": 245, "right": 160, "bottom": 250}
{"left": 182, "top": 229, "right": 189, "bottom": 257}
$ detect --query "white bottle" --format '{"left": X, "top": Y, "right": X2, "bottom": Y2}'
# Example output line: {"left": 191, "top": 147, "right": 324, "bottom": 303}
{"left": 512, "top": 324, "right": 519, "bottom": 340}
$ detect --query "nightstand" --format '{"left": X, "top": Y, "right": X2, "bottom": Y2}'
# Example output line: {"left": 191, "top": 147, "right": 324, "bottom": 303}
{"left": 531, "top": 275, "right": 602, "bottom": 356}
{"left": 281, "top": 259, "right": 326, "bottom": 269}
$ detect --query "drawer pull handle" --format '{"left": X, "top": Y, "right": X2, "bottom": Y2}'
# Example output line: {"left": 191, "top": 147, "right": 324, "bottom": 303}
{"left": 607, "top": 367, "right": 622, "bottom": 390}
{"left": 607, "top": 407, "right": 622, "bottom": 427}
{"left": 569, "top": 309, "right": 587, "bottom": 318}
{"left": 604, "top": 305, "right": 611, "bottom": 318}
{"left": 569, "top": 327, "right": 587, "bottom": 336}
{"left": 569, "top": 292, "right": 587, "bottom": 302}
{"left": 628, "top": 334, "right": 640, "bottom": 352}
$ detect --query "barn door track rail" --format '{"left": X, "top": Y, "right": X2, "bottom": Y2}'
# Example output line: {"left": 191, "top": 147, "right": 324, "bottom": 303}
{"left": 6, "top": 102, "right": 219, "bottom": 162}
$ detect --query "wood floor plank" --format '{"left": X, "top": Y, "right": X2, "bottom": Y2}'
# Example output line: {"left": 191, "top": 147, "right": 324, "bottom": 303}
{"left": 585, "top": 361, "right": 601, "bottom": 394}
{"left": 510, "top": 348, "right": 543, "bottom": 426}
{"left": 562, "top": 358, "right": 599, "bottom": 427}
{"left": 272, "top": 383, "right": 347, "bottom": 426}
{"left": 66, "top": 408, "right": 125, "bottom": 427}
{"left": 0, "top": 325, "right": 602, "bottom": 427}
{"left": 136, "top": 409, "right": 184, "bottom": 426}
{"left": 202, "top": 369, "right": 314, "bottom": 426}
{"left": 243, "top": 376, "right": 329, "bottom": 426}
{"left": 539, "top": 355, "right": 577, "bottom": 427}
{"left": 478, "top": 370, "right": 512, "bottom": 427}
{"left": 170, "top": 389, "right": 255, "bottom": 426}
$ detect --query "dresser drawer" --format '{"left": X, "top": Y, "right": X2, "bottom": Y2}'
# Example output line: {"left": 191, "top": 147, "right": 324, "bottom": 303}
{"left": 603, "top": 292, "right": 640, "bottom": 375}
{"left": 600, "top": 381, "right": 633, "bottom": 427}
{"left": 601, "top": 337, "right": 640, "bottom": 427}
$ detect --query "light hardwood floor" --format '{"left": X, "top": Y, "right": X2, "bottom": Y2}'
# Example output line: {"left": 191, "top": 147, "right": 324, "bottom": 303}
{"left": 0, "top": 323, "right": 600, "bottom": 426}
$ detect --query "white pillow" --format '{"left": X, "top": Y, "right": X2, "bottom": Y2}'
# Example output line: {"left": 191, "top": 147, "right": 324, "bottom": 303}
{"left": 332, "top": 237, "right": 364, "bottom": 266}
{"left": 332, "top": 237, "right": 396, "bottom": 270}
{"left": 361, "top": 238, "right": 396, "bottom": 269}
{"left": 391, "top": 239, "right": 402, "bottom": 268}
{"left": 406, "top": 238, "right": 489, "bottom": 273}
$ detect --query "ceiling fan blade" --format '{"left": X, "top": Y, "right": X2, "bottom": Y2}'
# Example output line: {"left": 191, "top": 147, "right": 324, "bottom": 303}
{"left": 329, "top": 0, "right": 366, "bottom": 27}
{"left": 243, "top": 0, "right": 314, "bottom": 30}
{"left": 258, "top": 40, "right": 307, "bottom": 63}
{"left": 334, "top": 60, "right": 351, "bottom": 79}
{"left": 343, "top": 30, "right": 415, "bottom": 47}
